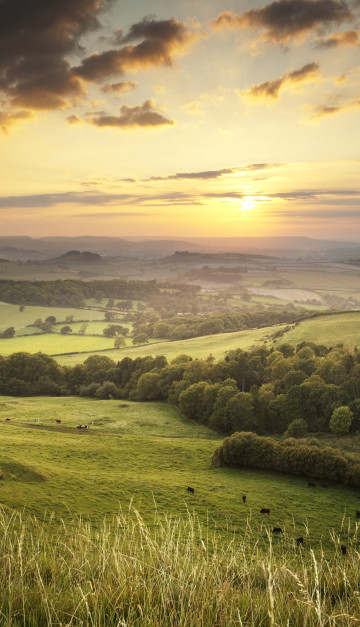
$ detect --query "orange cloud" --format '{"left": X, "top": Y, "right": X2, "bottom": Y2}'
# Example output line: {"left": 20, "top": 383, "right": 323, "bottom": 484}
{"left": 318, "top": 29, "right": 360, "bottom": 46}
{"left": 241, "top": 62, "right": 320, "bottom": 101}
{"left": 87, "top": 100, "right": 174, "bottom": 129}
{"left": 74, "top": 18, "right": 198, "bottom": 81}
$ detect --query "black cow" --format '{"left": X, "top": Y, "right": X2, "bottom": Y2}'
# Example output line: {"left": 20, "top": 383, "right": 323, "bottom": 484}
{"left": 5, "top": 418, "right": 10, "bottom": 421}
{"left": 356, "top": 510, "right": 360, "bottom": 519}
{"left": 341, "top": 545, "right": 347, "bottom": 555}
{"left": 308, "top": 482, "right": 316, "bottom": 487}
{"left": 187, "top": 486, "right": 195, "bottom": 494}
{"left": 272, "top": 527, "right": 282, "bottom": 533}
{"left": 56, "top": 420, "right": 61, "bottom": 424}
{"left": 296, "top": 537, "right": 304, "bottom": 546}
{"left": 260, "top": 508, "right": 270, "bottom": 515}
{"left": 242, "top": 495, "right": 246, "bottom": 503}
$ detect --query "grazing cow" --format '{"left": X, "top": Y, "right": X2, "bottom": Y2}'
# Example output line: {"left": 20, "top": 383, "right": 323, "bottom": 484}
{"left": 76, "top": 424, "right": 88, "bottom": 430}
{"left": 341, "top": 545, "right": 347, "bottom": 555}
{"left": 308, "top": 482, "right": 316, "bottom": 487}
{"left": 242, "top": 495, "right": 246, "bottom": 503}
{"left": 5, "top": 418, "right": 10, "bottom": 421}
{"left": 320, "top": 483, "right": 328, "bottom": 488}
{"left": 187, "top": 486, "right": 195, "bottom": 494}
{"left": 35, "top": 418, "right": 39, "bottom": 422}
{"left": 272, "top": 527, "right": 282, "bottom": 533}
{"left": 296, "top": 537, "right": 304, "bottom": 546}
{"left": 260, "top": 508, "right": 270, "bottom": 515}
{"left": 356, "top": 510, "right": 360, "bottom": 519}
{"left": 56, "top": 420, "right": 61, "bottom": 424}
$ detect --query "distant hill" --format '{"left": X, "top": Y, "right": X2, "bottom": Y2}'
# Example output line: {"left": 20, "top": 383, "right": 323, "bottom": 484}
{"left": 51, "top": 250, "right": 103, "bottom": 264}
{"left": 0, "top": 235, "right": 358, "bottom": 261}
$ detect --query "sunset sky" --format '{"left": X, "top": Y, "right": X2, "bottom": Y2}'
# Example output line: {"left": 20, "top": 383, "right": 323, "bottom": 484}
{"left": 1, "top": 0, "right": 360, "bottom": 239}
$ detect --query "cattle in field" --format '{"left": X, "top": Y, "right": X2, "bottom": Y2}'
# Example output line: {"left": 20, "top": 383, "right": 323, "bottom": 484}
{"left": 296, "top": 537, "right": 304, "bottom": 546}
{"left": 242, "top": 495, "right": 246, "bottom": 503}
{"left": 308, "top": 482, "right": 316, "bottom": 487}
{"left": 341, "top": 545, "right": 347, "bottom": 555}
{"left": 187, "top": 486, "right": 194, "bottom": 494}
{"left": 35, "top": 418, "right": 39, "bottom": 422}
{"left": 356, "top": 510, "right": 360, "bottom": 519}
{"left": 56, "top": 420, "right": 61, "bottom": 424}
{"left": 272, "top": 527, "right": 282, "bottom": 533}
{"left": 76, "top": 424, "right": 89, "bottom": 429}
{"left": 260, "top": 508, "right": 270, "bottom": 515}
{"left": 5, "top": 418, "right": 10, "bottom": 421}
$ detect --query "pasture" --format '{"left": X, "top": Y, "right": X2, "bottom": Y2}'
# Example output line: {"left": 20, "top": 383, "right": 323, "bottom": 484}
{"left": 273, "top": 312, "right": 360, "bottom": 350}
{"left": 0, "top": 303, "right": 106, "bottom": 336}
{"left": 0, "top": 396, "right": 359, "bottom": 552}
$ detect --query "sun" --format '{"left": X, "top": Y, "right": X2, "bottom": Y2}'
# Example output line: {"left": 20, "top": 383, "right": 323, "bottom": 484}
{"left": 241, "top": 196, "right": 257, "bottom": 211}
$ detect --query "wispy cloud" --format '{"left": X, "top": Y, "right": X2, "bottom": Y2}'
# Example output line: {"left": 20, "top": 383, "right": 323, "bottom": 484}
{"left": 241, "top": 63, "right": 319, "bottom": 101}
{"left": 317, "top": 29, "right": 360, "bottom": 47}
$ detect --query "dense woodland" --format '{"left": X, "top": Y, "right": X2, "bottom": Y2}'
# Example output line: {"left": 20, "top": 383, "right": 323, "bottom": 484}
{"left": 1, "top": 342, "right": 360, "bottom": 439}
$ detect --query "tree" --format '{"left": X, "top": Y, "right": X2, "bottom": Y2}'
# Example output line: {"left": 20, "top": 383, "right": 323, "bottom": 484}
{"left": 78, "top": 323, "right": 88, "bottom": 335}
{"left": 45, "top": 315, "right": 56, "bottom": 325}
{"left": 65, "top": 315, "right": 74, "bottom": 323}
{"left": 132, "top": 333, "right": 149, "bottom": 346}
{"left": 2, "top": 327, "right": 15, "bottom": 338}
{"left": 283, "top": 419, "right": 308, "bottom": 439}
{"left": 60, "top": 326, "right": 72, "bottom": 334}
{"left": 19, "top": 305, "right": 25, "bottom": 312}
{"left": 114, "top": 335, "right": 126, "bottom": 349}
{"left": 330, "top": 406, "right": 353, "bottom": 436}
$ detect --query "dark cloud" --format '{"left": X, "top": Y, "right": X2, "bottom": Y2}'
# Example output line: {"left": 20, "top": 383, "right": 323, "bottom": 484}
{"left": 214, "top": 0, "right": 352, "bottom": 42}
{"left": 74, "top": 17, "right": 196, "bottom": 81}
{"left": 0, "top": 0, "right": 111, "bottom": 115}
{"left": 88, "top": 100, "right": 174, "bottom": 128}
{"left": 317, "top": 29, "right": 360, "bottom": 46}
{"left": 100, "top": 81, "right": 137, "bottom": 93}
{"left": 242, "top": 62, "right": 319, "bottom": 100}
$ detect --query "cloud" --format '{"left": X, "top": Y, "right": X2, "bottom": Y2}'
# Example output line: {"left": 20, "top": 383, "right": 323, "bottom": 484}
{"left": 88, "top": 100, "right": 174, "bottom": 128}
{"left": 74, "top": 17, "right": 197, "bottom": 82}
{"left": 242, "top": 62, "right": 319, "bottom": 100}
{"left": 0, "top": 0, "right": 111, "bottom": 118}
{"left": 71, "top": 211, "right": 154, "bottom": 218}
{"left": 214, "top": 0, "right": 352, "bottom": 43}
{"left": 0, "top": 109, "right": 33, "bottom": 132}
{"left": 100, "top": 81, "right": 137, "bottom": 93}
{"left": 317, "top": 29, "right": 360, "bottom": 46}
{"left": 312, "top": 98, "right": 360, "bottom": 117}
{"left": 142, "top": 163, "right": 281, "bottom": 181}
{"left": 67, "top": 114, "right": 82, "bottom": 125}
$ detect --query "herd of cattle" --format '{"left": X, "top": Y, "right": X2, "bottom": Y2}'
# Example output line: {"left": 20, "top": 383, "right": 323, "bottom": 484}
{"left": 186, "top": 486, "right": 360, "bottom": 553}
{"left": 3, "top": 418, "right": 94, "bottom": 429}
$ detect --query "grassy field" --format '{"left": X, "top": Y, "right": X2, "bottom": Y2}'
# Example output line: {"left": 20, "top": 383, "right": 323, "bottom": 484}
{"left": 0, "top": 396, "right": 359, "bottom": 553}
{"left": 273, "top": 312, "right": 360, "bottom": 350}
{"left": 0, "top": 333, "right": 116, "bottom": 356}
{"left": 0, "top": 303, "right": 106, "bottom": 336}
{"left": 56, "top": 327, "right": 272, "bottom": 365}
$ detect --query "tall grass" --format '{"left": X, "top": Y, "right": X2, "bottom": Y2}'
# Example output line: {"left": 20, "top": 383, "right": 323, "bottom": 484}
{"left": 0, "top": 506, "right": 359, "bottom": 625}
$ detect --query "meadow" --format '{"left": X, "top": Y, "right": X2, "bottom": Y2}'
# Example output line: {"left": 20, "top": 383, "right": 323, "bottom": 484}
{"left": 0, "top": 396, "right": 359, "bottom": 551}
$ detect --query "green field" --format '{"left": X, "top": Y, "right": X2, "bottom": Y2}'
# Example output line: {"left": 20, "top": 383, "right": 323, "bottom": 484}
{"left": 56, "top": 327, "right": 271, "bottom": 365}
{"left": 273, "top": 312, "right": 360, "bottom": 349}
{"left": 0, "top": 395, "right": 359, "bottom": 551}
{"left": 0, "top": 333, "right": 115, "bottom": 356}
{"left": 0, "top": 303, "right": 106, "bottom": 336}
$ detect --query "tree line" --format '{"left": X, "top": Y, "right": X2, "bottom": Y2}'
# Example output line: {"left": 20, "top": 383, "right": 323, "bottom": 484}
{"left": 212, "top": 431, "right": 360, "bottom": 488}
{"left": 0, "top": 342, "right": 360, "bottom": 438}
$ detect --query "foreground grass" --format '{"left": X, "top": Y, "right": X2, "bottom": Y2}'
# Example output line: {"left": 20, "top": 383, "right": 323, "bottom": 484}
{"left": 0, "top": 507, "right": 359, "bottom": 626}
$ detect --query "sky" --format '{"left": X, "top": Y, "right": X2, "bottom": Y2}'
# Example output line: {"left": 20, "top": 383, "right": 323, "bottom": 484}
{"left": 1, "top": 0, "right": 360, "bottom": 240}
